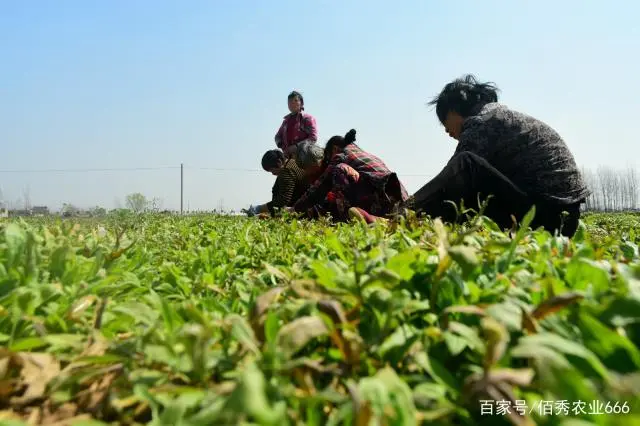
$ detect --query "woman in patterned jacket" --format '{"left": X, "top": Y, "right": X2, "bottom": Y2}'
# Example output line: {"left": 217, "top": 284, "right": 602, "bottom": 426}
{"left": 364, "top": 74, "right": 590, "bottom": 237}
{"left": 290, "top": 129, "right": 408, "bottom": 222}
{"left": 274, "top": 91, "right": 318, "bottom": 159}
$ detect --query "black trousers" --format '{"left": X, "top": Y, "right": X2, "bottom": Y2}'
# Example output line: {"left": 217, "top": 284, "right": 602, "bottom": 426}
{"left": 410, "top": 151, "right": 581, "bottom": 237}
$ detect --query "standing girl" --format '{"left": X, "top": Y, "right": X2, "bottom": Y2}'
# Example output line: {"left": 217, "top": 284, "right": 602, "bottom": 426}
{"left": 275, "top": 91, "right": 318, "bottom": 158}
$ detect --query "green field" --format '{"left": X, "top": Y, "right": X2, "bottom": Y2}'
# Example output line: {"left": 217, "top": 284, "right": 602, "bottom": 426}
{"left": 1, "top": 210, "right": 639, "bottom": 426}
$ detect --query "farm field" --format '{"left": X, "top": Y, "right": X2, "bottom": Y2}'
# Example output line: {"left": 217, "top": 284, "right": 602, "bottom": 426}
{"left": 0, "top": 210, "right": 639, "bottom": 426}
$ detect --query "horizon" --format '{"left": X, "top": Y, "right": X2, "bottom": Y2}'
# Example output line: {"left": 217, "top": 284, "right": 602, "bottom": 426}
{"left": 1, "top": 163, "right": 639, "bottom": 213}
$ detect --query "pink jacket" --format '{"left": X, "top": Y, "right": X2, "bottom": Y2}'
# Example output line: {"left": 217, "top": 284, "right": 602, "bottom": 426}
{"left": 275, "top": 111, "right": 318, "bottom": 152}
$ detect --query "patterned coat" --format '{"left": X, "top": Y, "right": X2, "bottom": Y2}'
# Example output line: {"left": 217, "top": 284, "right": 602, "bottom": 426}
{"left": 293, "top": 143, "right": 408, "bottom": 219}
{"left": 451, "top": 102, "right": 590, "bottom": 205}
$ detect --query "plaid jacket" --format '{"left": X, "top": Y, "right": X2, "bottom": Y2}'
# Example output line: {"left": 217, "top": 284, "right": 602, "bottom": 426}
{"left": 293, "top": 143, "right": 408, "bottom": 213}
{"left": 275, "top": 111, "right": 318, "bottom": 152}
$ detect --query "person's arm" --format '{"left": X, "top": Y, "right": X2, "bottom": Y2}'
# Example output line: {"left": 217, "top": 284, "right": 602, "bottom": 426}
{"left": 267, "top": 170, "right": 297, "bottom": 214}
{"left": 275, "top": 120, "right": 285, "bottom": 149}
{"left": 452, "top": 116, "right": 490, "bottom": 159}
{"left": 293, "top": 166, "right": 333, "bottom": 213}
{"left": 301, "top": 114, "right": 318, "bottom": 142}
{"left": 293, "top": 153, "right": 344, "bottom": 212}
{"left": 409, "top": 118, "right": 492, "bottom": 210}
{"left": 244, "top": 204, "right": 269, "bottom": 217}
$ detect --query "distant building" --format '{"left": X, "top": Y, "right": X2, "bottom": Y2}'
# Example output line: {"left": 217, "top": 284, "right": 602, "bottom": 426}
{"left": 5, "top": 206, "right": 51, "bottom": 217}
{"left": 9, "top": 209, "right": 31, "bottom": 217}
{"left": 31, "top": 206, "right": 50, "bottom": 216}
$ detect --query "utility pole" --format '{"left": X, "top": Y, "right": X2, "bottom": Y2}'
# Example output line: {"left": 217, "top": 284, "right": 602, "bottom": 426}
{"left": 180, "top": 163, "right": 184, "bottom": 215}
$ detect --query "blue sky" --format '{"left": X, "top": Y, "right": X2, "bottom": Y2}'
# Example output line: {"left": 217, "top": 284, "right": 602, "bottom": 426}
{"left": 1, "top": 0, "right": 638, "bottom": 211}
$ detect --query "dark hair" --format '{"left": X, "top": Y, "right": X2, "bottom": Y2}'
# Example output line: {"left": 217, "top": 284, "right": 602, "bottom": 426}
{"left": 323, "top": 129, "right": 357, "bottom": 165}
{"left": 288, "top": 90, "right": 304, "bottom": 110}
{"left": 428, "top": 74, "right": 499, "bottom": 124}
{"left": 261, "top": 149, "right": 285, "bottom": 171}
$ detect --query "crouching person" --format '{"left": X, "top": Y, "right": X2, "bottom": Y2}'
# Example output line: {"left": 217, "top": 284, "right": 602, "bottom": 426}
{"left": 247, "top": 149, "right": 309, "bottom": 217}
{"left": 293, "top": 141, "right": 327, "bottom": 186}
{"left": 291, "top": 129, "right": 408, "bottom": 222}
{"left": 406, "top": 74, "right": 590, "bottom": 237}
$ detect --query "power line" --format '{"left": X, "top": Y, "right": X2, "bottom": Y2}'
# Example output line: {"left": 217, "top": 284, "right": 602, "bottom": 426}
{"left": 192, "top": 167, "right": 433, "bottom": 176}
{"left": 194, "top": 167, "right": 263, "bottom": 172}
{"left": 0, "top": 166, "right": 180, "bottom": 173}
{"left": 0, "top": 165, "right": 434, "bottom": 177}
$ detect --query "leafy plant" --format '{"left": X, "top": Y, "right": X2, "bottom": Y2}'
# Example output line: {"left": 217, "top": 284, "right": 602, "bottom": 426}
{"left": 0, "top": 211, "right": 638, "bottom": 425}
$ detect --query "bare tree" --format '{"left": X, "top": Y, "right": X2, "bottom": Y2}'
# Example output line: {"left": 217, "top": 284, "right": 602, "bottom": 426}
{"left": 125, "top": 192, "right": 148, "bottom": 213}
{"left": 0, "top": 186, "right": 6, "bottom": 214}
{"left": 626, "top": 166, "right": 639, "bottom": 210}
{"left": 582, "top": 167, "right": 598, "bottom": 211}
{"left": 149, "top": 197, "right": 164, "bottom": 212}
{"left": 13, "top": 197, "right": 22, "bottom": 211}
{"left": 62, "top": 203, "right": 79, "bottom": 217}
{"left": 90, "top": 206, "right": 107, "bottom": 216}
{"left": 583, "top": 165, "right": 640, "bottom": 212}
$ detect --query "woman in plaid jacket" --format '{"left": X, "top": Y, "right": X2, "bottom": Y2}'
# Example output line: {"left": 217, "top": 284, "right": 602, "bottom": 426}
{"left": 291, "top": 129, "right": 408, "bottom": 222}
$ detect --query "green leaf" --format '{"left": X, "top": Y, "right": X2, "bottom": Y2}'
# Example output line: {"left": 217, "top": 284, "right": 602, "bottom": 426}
{"left": 5, "top": 223, "right": 27, "bottom": 264}
{"left": 9, "top": 336, "right": 48, "bottom": 352}
{"left": 498, "top": 205, "right": 535, "bottom": 273}
{"left": 511, "top": 332, "right": 610, "bottom": 381}
{"left": 68, "top": 420, "right": 111, "bottom": 426}
{"left": 222, "top": 361, "right": 287, "bottom": 425}
{"left": 576, "top": 312, "right": 640, "bottom": 373}
{"left": 358, "top": 366, "right": 417, "bottom": 425}
{"left": 413, "top": 352, "right": 459, "bottom": 396}
{"left": 310, "top": 260, "right": 339, "bottom": 289}
{"left": 447, "top": 245, "right": 479, "bottom": 278}
{"left": 228, "top": 314, "right": 260, "bottom": 356}
{"left": 413, "top": 382, "right": 447, "bottom": 404}
{"left": 276, "top": 316, "right": 329, "bottom": 359}
{"left": 378, "top": 324, "right": 419, "bottom": 362}
{"left": 564, "top": 258, "right": 611, "bottom": 293}
{"left": 597, "top": 296, "right": 640, "bottom": 328}
{"left": 386, "top": 247, "right": 423, "bottom": 281}
{"left": 0, "top": 420, "right": 30, "bottom": 426}
{"left": 264, "top": 310, "right": 280, "bottom": 345}
{"left": 44, "top": 334, "right": 86, "bottom": 351}
{"left": 446, "top": 321, "right": 486, "bottom": 356}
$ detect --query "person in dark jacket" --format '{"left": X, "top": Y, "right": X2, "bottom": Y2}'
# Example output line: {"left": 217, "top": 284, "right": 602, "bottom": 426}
{"left": 246, "top": 149, "right": 309, "bottom": 216}
{"left": 404, "top": 74, "right": 590, "bottom": 237}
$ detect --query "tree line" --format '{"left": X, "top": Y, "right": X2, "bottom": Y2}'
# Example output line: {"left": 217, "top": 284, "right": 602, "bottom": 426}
{"left": 3, "top": 168, "right": 639, "bottom": 215}
{"left": 582, "top": 166, "right": 639, "bottom": 212}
